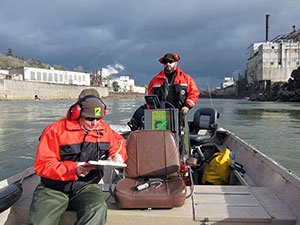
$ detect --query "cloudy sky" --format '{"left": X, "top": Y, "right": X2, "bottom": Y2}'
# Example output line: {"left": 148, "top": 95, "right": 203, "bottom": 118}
{"left": 1, "top": 0, "right": 299, "bottom": 88}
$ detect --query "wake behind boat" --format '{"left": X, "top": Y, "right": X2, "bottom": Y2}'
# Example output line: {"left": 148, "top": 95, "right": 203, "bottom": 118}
{"left": 0, "top": 106, "right": 300, "bottom": 225}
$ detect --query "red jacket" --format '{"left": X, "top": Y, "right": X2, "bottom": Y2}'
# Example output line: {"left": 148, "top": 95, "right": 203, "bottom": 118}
{"left": 34, "top": 118, "right": 127, "bottom": 183}
{"left": 148, "top": 67, "right": 200, "bottom": 108}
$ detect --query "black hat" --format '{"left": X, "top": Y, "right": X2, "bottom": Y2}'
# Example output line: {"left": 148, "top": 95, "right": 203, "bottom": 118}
{"left": 159, "top": 53, "right": 180, "bottom": 64}
{"left": 163, "top": 53, "right": 175, "bottom": 62}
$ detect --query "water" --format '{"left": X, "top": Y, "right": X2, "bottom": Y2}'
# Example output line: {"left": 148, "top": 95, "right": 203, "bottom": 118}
{"left": 0, "top": 98, "right": 299, "bottom": 180}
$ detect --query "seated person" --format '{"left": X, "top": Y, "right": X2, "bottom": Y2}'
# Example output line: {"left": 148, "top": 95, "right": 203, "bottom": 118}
{"left": 28, "top": 88, "right": 127, "bottom": 225}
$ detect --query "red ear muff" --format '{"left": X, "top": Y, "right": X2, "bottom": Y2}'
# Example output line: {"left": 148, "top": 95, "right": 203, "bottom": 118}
{"left": 67, "top": 103, "right": 82, "bottom": 120}
{"left": 173, "top": 54, "right": 180, "bottom": 62}
{"left": 67, "top": 95, "right": 107, "bottom": 120}
{"left": 159, "top": 53, "right": 180, "bottom": 63}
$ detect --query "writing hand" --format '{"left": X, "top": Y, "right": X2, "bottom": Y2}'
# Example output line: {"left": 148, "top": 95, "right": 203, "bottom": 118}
{"left": 108, "top": 153, "right": 124, "bottom": 164}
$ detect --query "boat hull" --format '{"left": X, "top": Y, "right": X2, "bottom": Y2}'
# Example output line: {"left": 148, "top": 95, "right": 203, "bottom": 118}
{"left": 0, "top": 129, "right": 299, "bottom": 225}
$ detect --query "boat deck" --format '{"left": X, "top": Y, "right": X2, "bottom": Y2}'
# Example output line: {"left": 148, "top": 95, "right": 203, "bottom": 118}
{"left": 192, "top": 185, "right": 295, "bottom": 225}
{"left": 0, "top": 172, "right": 296, "bottom": 225}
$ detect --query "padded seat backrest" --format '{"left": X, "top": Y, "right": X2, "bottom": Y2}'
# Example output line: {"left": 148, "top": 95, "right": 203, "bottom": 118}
{"left": 192, "top": 107, "right": 218, "bottom": 132}
{"left": 125, "top": 130, "right": 180, "bottom": 179}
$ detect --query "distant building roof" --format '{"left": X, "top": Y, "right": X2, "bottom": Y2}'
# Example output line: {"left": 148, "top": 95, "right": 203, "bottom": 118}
{"left": 271, "top": 28, "right": 300, "bottom": 42}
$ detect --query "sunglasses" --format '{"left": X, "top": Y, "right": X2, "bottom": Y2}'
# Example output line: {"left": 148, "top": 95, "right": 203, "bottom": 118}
{"left": 163, "top": 60, "right": 174, "bottom": 65}
{"left": 84, "top": 117, "right": 100, "bottom": 121}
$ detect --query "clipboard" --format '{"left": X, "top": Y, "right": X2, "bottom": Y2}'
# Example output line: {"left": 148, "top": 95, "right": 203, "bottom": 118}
{"left": 88, "top": 160, "right": 127, "bottom": 168}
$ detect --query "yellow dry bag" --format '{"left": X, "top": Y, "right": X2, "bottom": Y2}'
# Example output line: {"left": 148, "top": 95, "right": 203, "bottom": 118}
{"left": 202, "top": 148, "right": 232, "bottom": 185}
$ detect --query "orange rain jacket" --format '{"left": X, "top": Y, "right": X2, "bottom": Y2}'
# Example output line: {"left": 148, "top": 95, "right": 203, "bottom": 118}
{"left": 148, "top": 67, "right": 200, "bottom": 109}
{"left": 34, "top": 118, "right": 127, "bottom": 192}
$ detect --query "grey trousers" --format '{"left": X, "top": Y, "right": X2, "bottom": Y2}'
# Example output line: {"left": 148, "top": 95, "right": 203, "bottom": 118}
{"left": 28, "top": 183, "right": 107, "bottom": 225}
{"left": 182, "top": 114, "right": 190, "bottom": 156}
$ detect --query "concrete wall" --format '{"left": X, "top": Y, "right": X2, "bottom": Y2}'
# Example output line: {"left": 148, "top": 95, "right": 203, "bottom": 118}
{"left": 0, "top": 79, "right": 109, "bottom": 100}
{"left": 247, "top": 41, "right": 300, "bottom": 84}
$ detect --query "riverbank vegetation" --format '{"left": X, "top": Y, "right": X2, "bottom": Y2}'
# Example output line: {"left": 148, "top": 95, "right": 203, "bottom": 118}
{"left": 0, "top": 49, "right": 65, "bottom": 70}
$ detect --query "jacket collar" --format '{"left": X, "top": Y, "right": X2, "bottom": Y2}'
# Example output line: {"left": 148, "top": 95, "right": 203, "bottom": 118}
{"left": 65, "top": 118, "right": 104, "bottom": 133}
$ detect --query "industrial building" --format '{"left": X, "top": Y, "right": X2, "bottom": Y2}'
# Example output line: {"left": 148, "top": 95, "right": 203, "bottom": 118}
{"left": 107, "top": 75, "right": 146, "bottom": 93}
{"left": 8, "top": 67, "right": 91, "bottom": 86}
{"left": 246, "top": 19, "right": 300, "bottom": 86}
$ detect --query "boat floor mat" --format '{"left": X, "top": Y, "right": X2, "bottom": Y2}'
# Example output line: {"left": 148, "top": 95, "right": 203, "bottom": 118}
{"left": 192, "top": 185, "right": 296, "bottom": 224}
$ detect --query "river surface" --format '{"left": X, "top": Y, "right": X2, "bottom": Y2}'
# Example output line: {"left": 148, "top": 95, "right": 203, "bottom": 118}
{"left": 0, "top": 98, "right": 299, "bottom": 180}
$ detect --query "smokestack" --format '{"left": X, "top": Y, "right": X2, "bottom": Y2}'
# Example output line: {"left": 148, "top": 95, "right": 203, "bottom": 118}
{"left": 265, "top": 14, "right": 270, "bottom": 42}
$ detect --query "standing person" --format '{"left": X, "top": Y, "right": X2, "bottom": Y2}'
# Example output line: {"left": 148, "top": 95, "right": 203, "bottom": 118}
{"left": 28, "top": 88, "right": 127, "bottom": 225}
{"left": 148, "top": 53, "right": 200, "bottom": 113}
{"left": 148, "top": 53, "right": 200, "bottom": 154}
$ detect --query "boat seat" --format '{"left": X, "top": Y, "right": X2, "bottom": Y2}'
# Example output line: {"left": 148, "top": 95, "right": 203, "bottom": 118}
{"left": 114, "top": 130, "right": 186, "bottom": 209}
{"left": 189, "top": 107, "right": 219, "bottom": 146}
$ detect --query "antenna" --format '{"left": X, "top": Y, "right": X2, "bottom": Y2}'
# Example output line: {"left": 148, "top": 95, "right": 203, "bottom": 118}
{"left": 206, "top": 81, "right": 214, "bottom": 108}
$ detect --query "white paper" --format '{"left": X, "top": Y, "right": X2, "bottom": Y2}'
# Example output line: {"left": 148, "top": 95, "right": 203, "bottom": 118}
{"left": 88, "top": 160, "right": 127, "bottom": 168}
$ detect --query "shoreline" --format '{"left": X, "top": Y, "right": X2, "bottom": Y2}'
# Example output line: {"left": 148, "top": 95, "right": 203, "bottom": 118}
{"left": 0, "top": 92, "right": 146, "bottom": 101}
{"left": 105, "top": 92, "right": 145, "bottom": 99}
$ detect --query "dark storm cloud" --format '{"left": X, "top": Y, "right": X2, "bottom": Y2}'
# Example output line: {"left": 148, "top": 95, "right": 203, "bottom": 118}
{"left": 1, "top": 0, "right": 299, "bottom": 88}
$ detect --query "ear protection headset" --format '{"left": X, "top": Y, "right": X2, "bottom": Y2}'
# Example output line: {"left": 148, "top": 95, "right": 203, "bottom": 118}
{"left": 67, "top": 95, "right": 107, "bottom": 120}
{"left": 159, "top": 53, "right": 180, "bottom": 63}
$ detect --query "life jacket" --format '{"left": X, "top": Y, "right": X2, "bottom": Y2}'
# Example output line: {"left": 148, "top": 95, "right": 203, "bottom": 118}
{"left": 148, "top": 67, "right": 199, "bottom": 109}
{"left": 41, "top": 138, "right": 110, "bottom": 193}
{"left": 153, "top": 81, "right": 188, "bottom": 108}
{"left": 35, "top": 118, "right": 127, "bottom": 193}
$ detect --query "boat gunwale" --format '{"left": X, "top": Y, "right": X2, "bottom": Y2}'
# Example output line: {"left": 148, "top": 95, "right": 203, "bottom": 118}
{"left": 220, "top": 128, "right": 300, "bottom": 186}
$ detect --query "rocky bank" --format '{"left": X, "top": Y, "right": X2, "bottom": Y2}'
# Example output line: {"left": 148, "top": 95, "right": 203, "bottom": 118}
{"left": 253, "top": 66, "right": 300, "bottom": 102}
